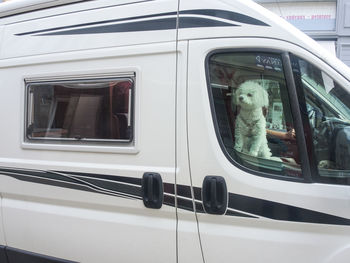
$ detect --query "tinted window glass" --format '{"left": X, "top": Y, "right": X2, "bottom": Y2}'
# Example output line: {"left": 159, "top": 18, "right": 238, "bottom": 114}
{"left": 291, "top": 55, "right": 350, "bottom": 185}
{"left": 26, "top": 78, "right": 133, "bottom": 143}
{"left": 208, "top": 52, "right": 302, "bottom": 178}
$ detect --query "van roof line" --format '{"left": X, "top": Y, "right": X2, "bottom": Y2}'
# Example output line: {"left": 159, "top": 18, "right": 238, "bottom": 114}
{"left": 0, "top": 0, "right": 89, "bottom": 18}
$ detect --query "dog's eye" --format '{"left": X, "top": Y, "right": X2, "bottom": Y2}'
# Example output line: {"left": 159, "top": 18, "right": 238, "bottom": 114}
{"left": 247, "top": 93, "right": 252, "bottom": 97}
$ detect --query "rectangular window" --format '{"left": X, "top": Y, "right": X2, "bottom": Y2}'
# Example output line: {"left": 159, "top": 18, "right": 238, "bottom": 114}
{"left": 26, "top": 77, "right": 133, "bottom": 143}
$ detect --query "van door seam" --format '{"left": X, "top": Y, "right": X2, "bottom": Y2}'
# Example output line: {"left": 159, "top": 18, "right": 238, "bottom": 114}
{"left": 184, "top": 39, "right": 206, "bottom": 263}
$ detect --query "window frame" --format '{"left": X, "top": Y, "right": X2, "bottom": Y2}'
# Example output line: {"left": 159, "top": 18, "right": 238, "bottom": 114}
{"left": 23, "top": 74, "right": 137, "bottom": 153}
{"left": 205, "top": 48, "right": 312, "bottom": 183}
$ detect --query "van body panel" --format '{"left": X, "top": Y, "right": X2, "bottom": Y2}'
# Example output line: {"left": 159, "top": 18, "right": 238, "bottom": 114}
{"left": 0, "top": 0, "right": 151, "bottom": 26}
{"left": 2, "top": 186, "right": 175, "bottom": 263}
{"left": 177, "top": 0, "right": 350, "bottom": 82}
{"left": 0, "top": 42, "right": 177, "bottom": 161}
{"left": 0, "top": 0, "right": 86, "bottom": 18}
{"left": 0, "top": 39, "right": 178, "bottom": 262}
{"left": 1, "top": 0, "right": 177, "bottom": 59}
{"left": 187, "top": 38, "right": 350, "bottom": 263}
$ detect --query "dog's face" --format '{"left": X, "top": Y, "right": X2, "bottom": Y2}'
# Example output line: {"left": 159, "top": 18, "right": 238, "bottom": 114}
{"left": 236, "top": 81, "right": 269, "bottom": 110}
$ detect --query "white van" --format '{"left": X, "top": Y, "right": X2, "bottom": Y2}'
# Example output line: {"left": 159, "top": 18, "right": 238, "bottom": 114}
{"left": 0, "top": 0, "right": 349, "bottom": 262}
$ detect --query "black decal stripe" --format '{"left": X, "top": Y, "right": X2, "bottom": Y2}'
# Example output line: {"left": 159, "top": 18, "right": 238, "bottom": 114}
{"left": 15, "top": 11, "right": 178, "bottom": 36}
{"left": 59, "top": 171, "right": 142, "bottom": 186}
{"left": 35, "top": 17, "right": 233, "bottom": 36}
{"left": 38, "top": 17, "right": 178, "bottom": 35}
{"left": 229, "top": 193, "right": 350, "bottom": 225}
{"left": 191, "top": 187, "right": 350, "bottom": 225}
{"left": 195, "top": 202, "right": 205, "bottom": 213}
{"left": 0, "top": 168, "right": 141, "bottom": 200}
{"left": 178, "top": 17, "right": 237, "bottom": 29}
{"left": 5, "top": 246, "right": 77, "bottom": 263}
{"left": 61, "top": 175, "right": 142, "bottom": 198}
{"left": 165, "top": 185, "right": 195, "bottom": 212}
{"left": 1, "top": 171, "right": 94, "bottom": 193}
{"left": 225, "top": 209, "right": 258, "bottom": 218}
{"left": 176, "top": 184, "right": 192, "bottom": 198}
{"left": 51, "top": 171, "right": 142, "bottom": 199}
{"left": 15, "top": 9, "right": 268, "bottom": 36}
{"left": 163, "top": 194, "right": 175, "bottom": 208}
{"left": 193, "top": 186, "right": 202, "bottom": 201}
{"left": 0, "top": 168, "right": 78, "bottom": 184}
{"left": 180, "top": 9, "right": 269, "bottom": 26}
{"left": 0, "top": 167, "right": 141, "bottom": 189}
{"left": 164, "top": 182, "right": 175, "bottom": 195}
{"left": 176, "top": 198, "right": 195, "bottom": 212}
{"left": 1, "top": 170, "right": 140, "bottom": 200}
{"left": 1, "top": 167, "right": 349, "bottom": 225}
{"left": 175, "top": 184, "right": 200, "bottom": 212}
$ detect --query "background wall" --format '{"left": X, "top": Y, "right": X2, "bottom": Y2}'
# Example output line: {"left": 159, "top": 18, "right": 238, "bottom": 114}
{"left": 337, "top": 0, "right": 350, "bottom": 65}
{"left": 255, "top": 0, "right": 350, "bottom": 67}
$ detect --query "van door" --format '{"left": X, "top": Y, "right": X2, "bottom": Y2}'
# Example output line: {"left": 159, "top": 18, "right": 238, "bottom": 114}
{"left": 187, "top": 38, "right": 350, "bottom": 263}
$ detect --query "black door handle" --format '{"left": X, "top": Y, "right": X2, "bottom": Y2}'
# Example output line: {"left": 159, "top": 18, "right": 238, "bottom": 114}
{"left": 202, "top": 176, "right": 227, "bottom": 215}
{"left": 142, "top": 172, "right": 163, "bottom": 209}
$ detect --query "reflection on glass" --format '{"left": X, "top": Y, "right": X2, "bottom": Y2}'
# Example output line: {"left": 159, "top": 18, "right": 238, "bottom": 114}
{"left": 27, "top": 78, "right": 133, "bottom": 142}
{"left": 292, "top": 56, "right": 350, "bottom": 183}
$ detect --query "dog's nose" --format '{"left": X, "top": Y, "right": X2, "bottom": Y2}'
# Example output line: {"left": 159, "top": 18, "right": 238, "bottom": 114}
{"left": 239, "top": 96, "right": 244, "bottom": 101}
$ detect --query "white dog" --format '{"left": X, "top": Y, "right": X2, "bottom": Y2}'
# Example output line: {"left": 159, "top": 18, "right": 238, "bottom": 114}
{"left": 234, "top": 81, "right": 272, "bottom": 158}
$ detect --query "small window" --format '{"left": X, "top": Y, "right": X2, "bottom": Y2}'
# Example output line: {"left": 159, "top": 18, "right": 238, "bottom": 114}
{"left": 208, "top": 52, "right": 302, "bottom": 179}
{"left": 26, "top": 77, "right": 133, "bottom": 143}
{"left": 291, "top": 55, "right": 350, "bottom": 185}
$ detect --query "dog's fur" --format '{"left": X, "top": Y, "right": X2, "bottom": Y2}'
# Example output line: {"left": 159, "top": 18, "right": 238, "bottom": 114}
{"left": 234, "top": 81, "right": 272, "bottom": 158}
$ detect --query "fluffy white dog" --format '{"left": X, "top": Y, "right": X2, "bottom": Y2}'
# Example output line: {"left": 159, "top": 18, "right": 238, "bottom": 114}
{"left": 234, "top": 81, "right": 272, "bottom": 158}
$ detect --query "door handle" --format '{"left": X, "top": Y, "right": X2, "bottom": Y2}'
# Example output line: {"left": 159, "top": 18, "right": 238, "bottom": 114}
{"left": 142, "top": 172, "right": 163, "bottom": 209}
{"left": 202, "top": 176, "right": 227, "bottom": 215}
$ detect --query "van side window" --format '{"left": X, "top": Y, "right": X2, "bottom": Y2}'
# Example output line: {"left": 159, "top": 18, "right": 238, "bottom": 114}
{"left": 291, "top": 55, "right": 350, "bottom": 185}
{"left": 208, "top": 52, "right": 302, "bottom": 178}
{"left": 26, "top": 78, "right": 133, "bottom": 143}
